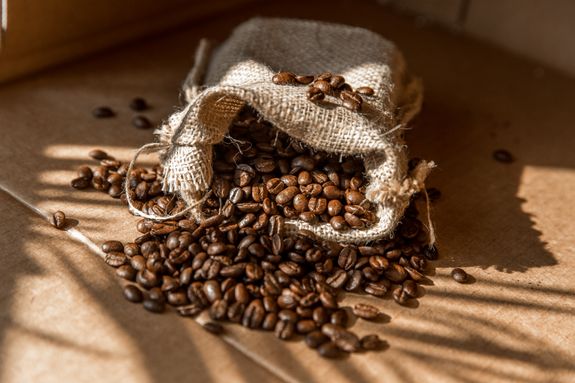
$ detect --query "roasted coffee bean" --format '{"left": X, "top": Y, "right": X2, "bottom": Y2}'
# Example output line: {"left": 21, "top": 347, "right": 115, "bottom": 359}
{"left": 105, "top": 252, "right": 126, "bottom": 267}
{"left": 327, "top": 199, "right": 343, "bottom": 216}
{"left": 330, "top": 309, "right": 348, "bottom": 327}
{"left": 314, "top": 80, "right": 332, "bottom": 94}
{"left": 292, "top": 193, "right": 308, "bottom": 212}
{"left": 203, "top": 280, "right": 222, "bottom": 303}
{"left": 329, "top": 75, "right": 345, "bottom": 89}
{"left": 405, "top": 266, "right": 424, "bottom": 281}
{"left": 132, "top": 115, "right": 152, "bottom": 129}
{"left": 234, "top": 164, "right": 256, "bottom": 187}
{"left": 330, "top": 216, "right": 349, "bottom": 231}
{"left": 313, "top": 306, "right": 329, "bottom": 326}
{"left": 318, "top": 341, "right": 341, "bottom": 358}
{"left": 326, "top": 269, "right": 348, "bottom": 289}
{"left": 262, "top": 312, "right": 278, "bottom": 330}
{"left": 51, "top": 211, "right": 66, "bottom": 229}
{"left": 129, "top": 97, "right": 148, "bottom": 111}
{"left": 102, "top": 240, "right": 124, "bottom": 253}
{"left": 353, "top": 303, "right": 381, "bottom": 320}
{"left": 305, "top": 331, "right": 329, "bottom": 349}
{"left": 402, "top": 280, "right": 418, "bottom": 298}
{"left": 307, "top": 87, "right": 325, "bottom": 102}
{"left": 272, "top": 71, "right": 297, "bottom": 85}
{"left": 92, "top": 106, "right": 114, "bottom": 118}
{"left": 296, "top": 75, "right": 315, "bottom": 85}
{"left": 319, "top": 291, "right": 338, "bottom": 309}
{"left": 344, "top": 212, "right": 365, "bottom": 228}
{"left": 77, "top": 165, "right": 93, "bottom": 180}
{"left": 393, "top": 287, "right": 410, "bottom": 305}
{"left": 71, "top": 176, "right": 91, "bottom": 189}
{"left": 334, "top": 330, "right": 361, "bottom": 352}
{"left": 345, "top": 190, "right": 364, "bottom": 205}
{"left": 451, "top": 268, "right": 469, "bottom": 283}
{"left": 361, "top": 334, "right": 384, "bottom": 350}
{"left": 203, "top": 321, "right": 224, "bottom": 335}
{"left": 89, "top": 149, "right": 109, "bottom": 160}
{"left": 242, "top": 299, "right": 265, "bottom": 328}
{"left": 308, "top": 197, "right": 327, "bottom": 214}
{"left": 177, "top": 304, "right": 203, "bottom": 317}
{"left": 323, "top": 185, "right": 343, "bottom": 199}
{"left": 384, "top": 264, "right": 407, "bottom": 283}
{"left": 345, "top": 270, "right": 362, "bottom": 292}
{"left": 123, "top": 285, "right": 143, "bottom": 303}
{"left": 275, "top": 186, "right": 299, "bottom": 205}
{"left": 338, "top": 247, "right": 357, "bottom": 270}
{"left": 493, "top": 149, "right": 514, "bottom": 163}
{"left": 356, "top": 86, "right": 375, "bottom": 96}
{"left": 143, "top": 298, "right": 165, "bottom": 313}
{"left": 275, "top": 320, "right": 295, "bottom": 340}
{"left": 209, "top": 299, "right": 229, "bottom": 320}
{"left": 369, "top": 255, "right": 389, "bottom": 271}
{"left": 296, "top": 319, "right": 317, "bottom": 334}
{"left": 116, "top": 265, "right": 137, "bottom": 281}
{"left": 364, "top": 281, "right": 388, "bottom": 297}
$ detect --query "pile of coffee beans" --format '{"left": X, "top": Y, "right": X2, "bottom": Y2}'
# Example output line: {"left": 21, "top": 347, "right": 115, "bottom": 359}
{"left": 272, "top": 71, "right": 374, "bottom": 112}
{"left": 71, "top": 106, "right": 438, "bottom": 358}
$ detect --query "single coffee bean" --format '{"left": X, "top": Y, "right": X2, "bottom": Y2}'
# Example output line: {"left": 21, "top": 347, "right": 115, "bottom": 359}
{"left": 296, "top": 75, "right": 315, "bottom": 84}
{"left": 330, "top": 309, "right": 348, "bottom": 327}
{"left": 361, "top": 334, "right": 384, "bottom": 350}
{"left": 101, "top": 240, "right": 124, "bottom": 253}
{"left": 356, "top": 86, "right": 375, "bottom": 96}
{"left": 493, "top": 149, "right": 514, "bottom": 163}
{"left": 51, "top": 211, "right": 66, "bottom": 229}
{"left": 71, "top": 177, "right": 91, "bottom": 189}
{"left": 353, "top": 303, "right": 381, "bottom": 320}
{"left": 364, "top": 281, "right": 388, "bottom": 297}
{"left": 307, "top": 87, "right": 325, "bottom": 102}
{"left": 242, "top": 299, "right": 265, "bottom": 329}
{"left": 330, "top": 216, "right": 349, "bottom": 231}
{"left": 143, "top": 298, "right": 165, "bottom": 313}
{"left": 177, "top": 304, "right": 203, "bottom": 317}
{"left": 132, "top": 116, "right": 152, "bottom": 129}
{"left": 318, "top": 341, "right": 341, "bottom": 358}
{"left": 105, "top": 252, "right": 127, "bottom": 267}
{"left": 402, "top": 280, "right": 418, "bottom": 298}
{"left": 89, "top": 149, "right": 109, "bottom": 160}
{"left": 327, "top": 199, "right": 343, "bottom": 216}
{"left": 314, "top": 80, "right": 332, "bottom": 94}
{"left": 203, "top": 321, "right": 224, "bottom": 335}
{"left": 116, "top": 265, "right": 137, "bottom": 281}
{"left": 92, "top": 106, "right": 114, "bottom": 118}
{"left": 129, "top": 97, "right": 148, "bottom": 111}
{"left": 329, "top": 75, "right": 345, "bottom": 89}
{"left": 275, "top": 186, "right": 299, "bottom": 205}
{"left": 123, "top": 285, "right": 143, "bottom": 303}
{"left": 275, "top": 320, "right": 295, "bottom": 340}
{"left": 296, "top": 319, "right": 317, "bottom": 334}
{"left": 305, "top": 330, "right": 330, "bottom": 349}
{"left": 209, "top": 299, "right": 229, "bottom": 320}
{"left": 272, "top": 71, "right": 297, "bottom": 85}
{"left": 451, "top": 268, "right": 469, "bottom": 283}
{"left": 334, "top": 330, "right": 361, "bottom": 352}
{"left": 393, "top": 287, "right": 410, "bottom": 305}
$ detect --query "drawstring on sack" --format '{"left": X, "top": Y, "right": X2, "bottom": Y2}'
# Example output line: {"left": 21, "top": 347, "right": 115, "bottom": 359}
{"left": 124, "top": 142, "right": 211, "bottom": 221}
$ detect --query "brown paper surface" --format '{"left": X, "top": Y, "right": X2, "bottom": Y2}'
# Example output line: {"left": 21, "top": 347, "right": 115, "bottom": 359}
{"left": 0, "top": 1, "right": 574, "bottom": 382}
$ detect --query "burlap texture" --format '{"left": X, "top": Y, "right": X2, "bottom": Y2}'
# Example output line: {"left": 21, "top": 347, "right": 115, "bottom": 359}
{"left": 153, "top": 17, "right": 431, "bottom": 243}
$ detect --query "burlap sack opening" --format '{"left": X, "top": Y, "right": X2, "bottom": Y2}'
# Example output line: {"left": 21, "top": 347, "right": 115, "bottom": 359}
{"left": 140, "top": 17, "right": 433, "bottom": 244}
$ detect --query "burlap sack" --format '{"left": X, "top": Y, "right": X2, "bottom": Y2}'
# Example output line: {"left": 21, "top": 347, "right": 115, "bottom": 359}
{"left": 127, "top": 17, "right": 434, "bottom": 244}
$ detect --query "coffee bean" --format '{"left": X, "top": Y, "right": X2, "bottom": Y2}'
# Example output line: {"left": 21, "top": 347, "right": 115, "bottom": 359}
{"left": 361, "top": 334, "right": 384, "bottom": 350}
{"left": 364, "top": 281, "right": 388, "bottom": 297}
{"left": 132, "top": 115, "right": 152, "bottom": 129}
{"left": 314, "top": 80, "right": 332, "bottom": 94}
{"left": 51, "top": 211, "right": 66, "bottom": 229}
{"left": 392, "top": 287, "right": 410, "bottom": 305}
{"left": 71, "top": 177, "right": 91, "bottom": 189}
{"left": 143, "top": 298, "right": 165, "bottom": 313}
{"left": 203, "top": 321, "right": 224, "bottom": 335}
{"left": 356, "top": 86, "right": 374, "bottom": 96}
{"left": 274, "top": 320, "right": 295, "bottom": 340}
{"left": 123, "top": 285, "right": 143, "bottom": 303}
{"left": 209, "top": 299, "right": 228, "bottom": 320}
{"left": 242, "top": 299, "right": 265, "bottom": 328}
{"left": 116, "top": 265, "right": 137, "bottom": 281}
{"left": 296, "top": 75, "right": 315, "bottom": 85}
{"left": 327, "top": 199, "right": 343, "bottom": 216}
{"left": 130, "top": 97, "right": 148, "bottom": 111}
{"left": 318, "top": 341, "right": 341, "bottom": 358}
{"left": 329, "top": 75, "right": 345, "bottom": 89}
{"left": 105, "top": 252, "right": 126, "bottom": 267}
{"left": 451, "top": 268, "right": 469, "bottom": 283}
{"left": 275, "top": 186, "right": 299, "bottom": 205}
{"left": 291, "top": 155, "right": 316, "bottom": 171}
{"left": 102, "top": 240, "right": 124, "bottom": 253}
{"left": 353, "top": 303, "right": 381, "bottom": 320}
{"left": 305, "top": 331, "right": 329, "bottom": 349}
{"left": 296, "top": 319, "right": 317, "bottom": 334}
{"left": 334, "top": 330, "right": 361, "bottom": 352}
{"left": 493, "top": 149, "right": 514, "bottom": 163}
{"left": 326, "top": 269, "right": 348, "bottom": 289}
{"left": 307, "top": 87, "right": 324, "bottom": 102}
{"left": 262, "top": 312, "right": 278, "bottom": 330}
{"left": 330, "top": 216, "right": 349, "bottom": 231}
{"left": 272, "top": 71, "right": 297, "bottom": 85}
{"left": 92, "top": 106, "right": 114, "bottom": 118}
{"left": 330, "top": 309, "right": 348, "bottom": 327}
